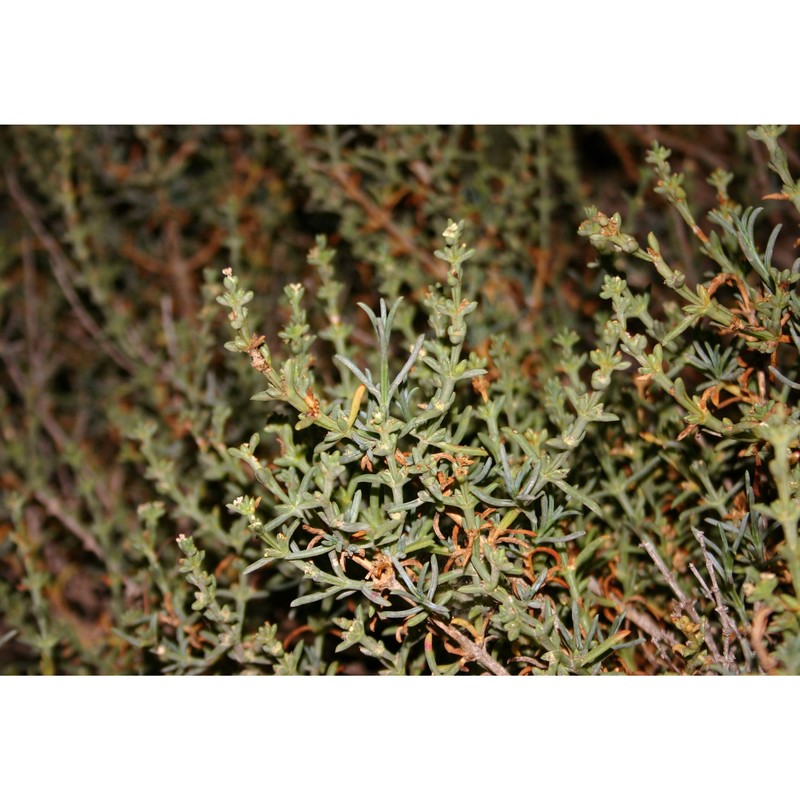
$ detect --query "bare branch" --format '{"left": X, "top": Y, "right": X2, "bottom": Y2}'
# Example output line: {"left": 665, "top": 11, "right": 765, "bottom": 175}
{"left": 640, "top": 535, "right": 725, "bottom": 667}
{"left": 33, "top": 488, "right": 104, "bottom": 560}
{"left": 4, "top": 167, "right": 138, "bottom": 374}
{"left": 692, "top": 527, "right": 751, "bottom": 673}
{"left": 430, "top": 618, "right": 509, "bottom": 676}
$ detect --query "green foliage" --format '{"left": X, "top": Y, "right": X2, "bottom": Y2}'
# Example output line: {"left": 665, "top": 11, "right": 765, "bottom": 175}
{"left": 1, "top": 125, "right": 798, "bottom": 674}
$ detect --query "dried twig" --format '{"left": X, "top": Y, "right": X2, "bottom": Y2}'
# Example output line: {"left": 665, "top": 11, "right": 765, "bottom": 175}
{"left": 587, "top": 575, "right": 682, "bottom": 672}
{"left": 630, "top": 125, "right": 729, "bottom": 171}
{"left": 322, "top": 161, "right": 446, "bottom": 282}
{"left": 4, "top": 168, "right": 137, "bottom": 374}
{"left": 430, "top": 618, "right": 509, "bottom": 676}
{"left": 164, "top": 217, "right": 198, "bottom": 319}
{"left": 691, "top": 527, "right": 748, "bottom": 673}
{"left": 0, "top": 346, "right": 118, "bottom": 515}
{"left": 640, "top": 535, "right": 725, "bottom": 667}
{"left": 33, "top": 488, "right": 104, "bottom": 560}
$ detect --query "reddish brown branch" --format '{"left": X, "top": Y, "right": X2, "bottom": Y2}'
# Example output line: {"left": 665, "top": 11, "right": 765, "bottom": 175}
{"left": 324, "top": 162, "right": 446, "bottom": 282}
{"left": 33, "top": 488, "right": 104, "bottom": 560}
{"left": 4, "top": 168, "right": 137, "bottom": 374}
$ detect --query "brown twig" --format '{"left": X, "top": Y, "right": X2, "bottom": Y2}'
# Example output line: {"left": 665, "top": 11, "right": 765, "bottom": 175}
{"left": 1, "top": 345, "right": 64, "bottom": 451}
{"left": 509, "top": 654, "right": 547, "bottom": 670}
{"left": 602, "top": 128, "right": 643, "bottom": 185}
{"left": 322, "top": 161, "right": 446, "bottom": 282}
{"left": 0, "top": 344, "right": 118, "bottom": 515}
{"left": 587, "top": 575, "right": 681, "bottom": 672}
{"left": 22, "top": 237, "right": 42, "bottom": 381}
{"left": 430, "top": 618, "right": 509, "bottom": 676}
{"left": 164, "top": 216, "right": 198, "bottom": 319}
{"left": 629, "top": 125, "right": 729, "bottom": 171}
{"left": 640, "top": 535, "right": 725, "bottom": 668}
{"left": 4, "top": 168, "right": 137, "bottom": 374}
{"left": 33, "top": 487, "right": 104, "bottom": 560}
{"left": 691, "top": 527, "right": 748, "bottom": 673}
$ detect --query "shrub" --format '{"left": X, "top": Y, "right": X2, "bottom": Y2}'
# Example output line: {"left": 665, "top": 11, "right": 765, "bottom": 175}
{"left": 1, "top": 125, "right": 798, "bottom": 674}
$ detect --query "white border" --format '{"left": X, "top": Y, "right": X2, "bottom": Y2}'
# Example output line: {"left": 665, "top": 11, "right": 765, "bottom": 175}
{"left": 2, "top": 3, "right": 795, "bottom": 122}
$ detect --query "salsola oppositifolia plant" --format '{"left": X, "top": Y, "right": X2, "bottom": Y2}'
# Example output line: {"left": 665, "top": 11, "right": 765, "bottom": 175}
{"left": 210, "top": 127, "right": 800, "bottom": 675}
{"left": 215, "top": 219, "right": 632, "bottom": 674}
{"left": 3, "top": 125, "right": 798, "bottom": 675}
{"left": 577, "top": 125, "right": 800, "bottom": 674}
